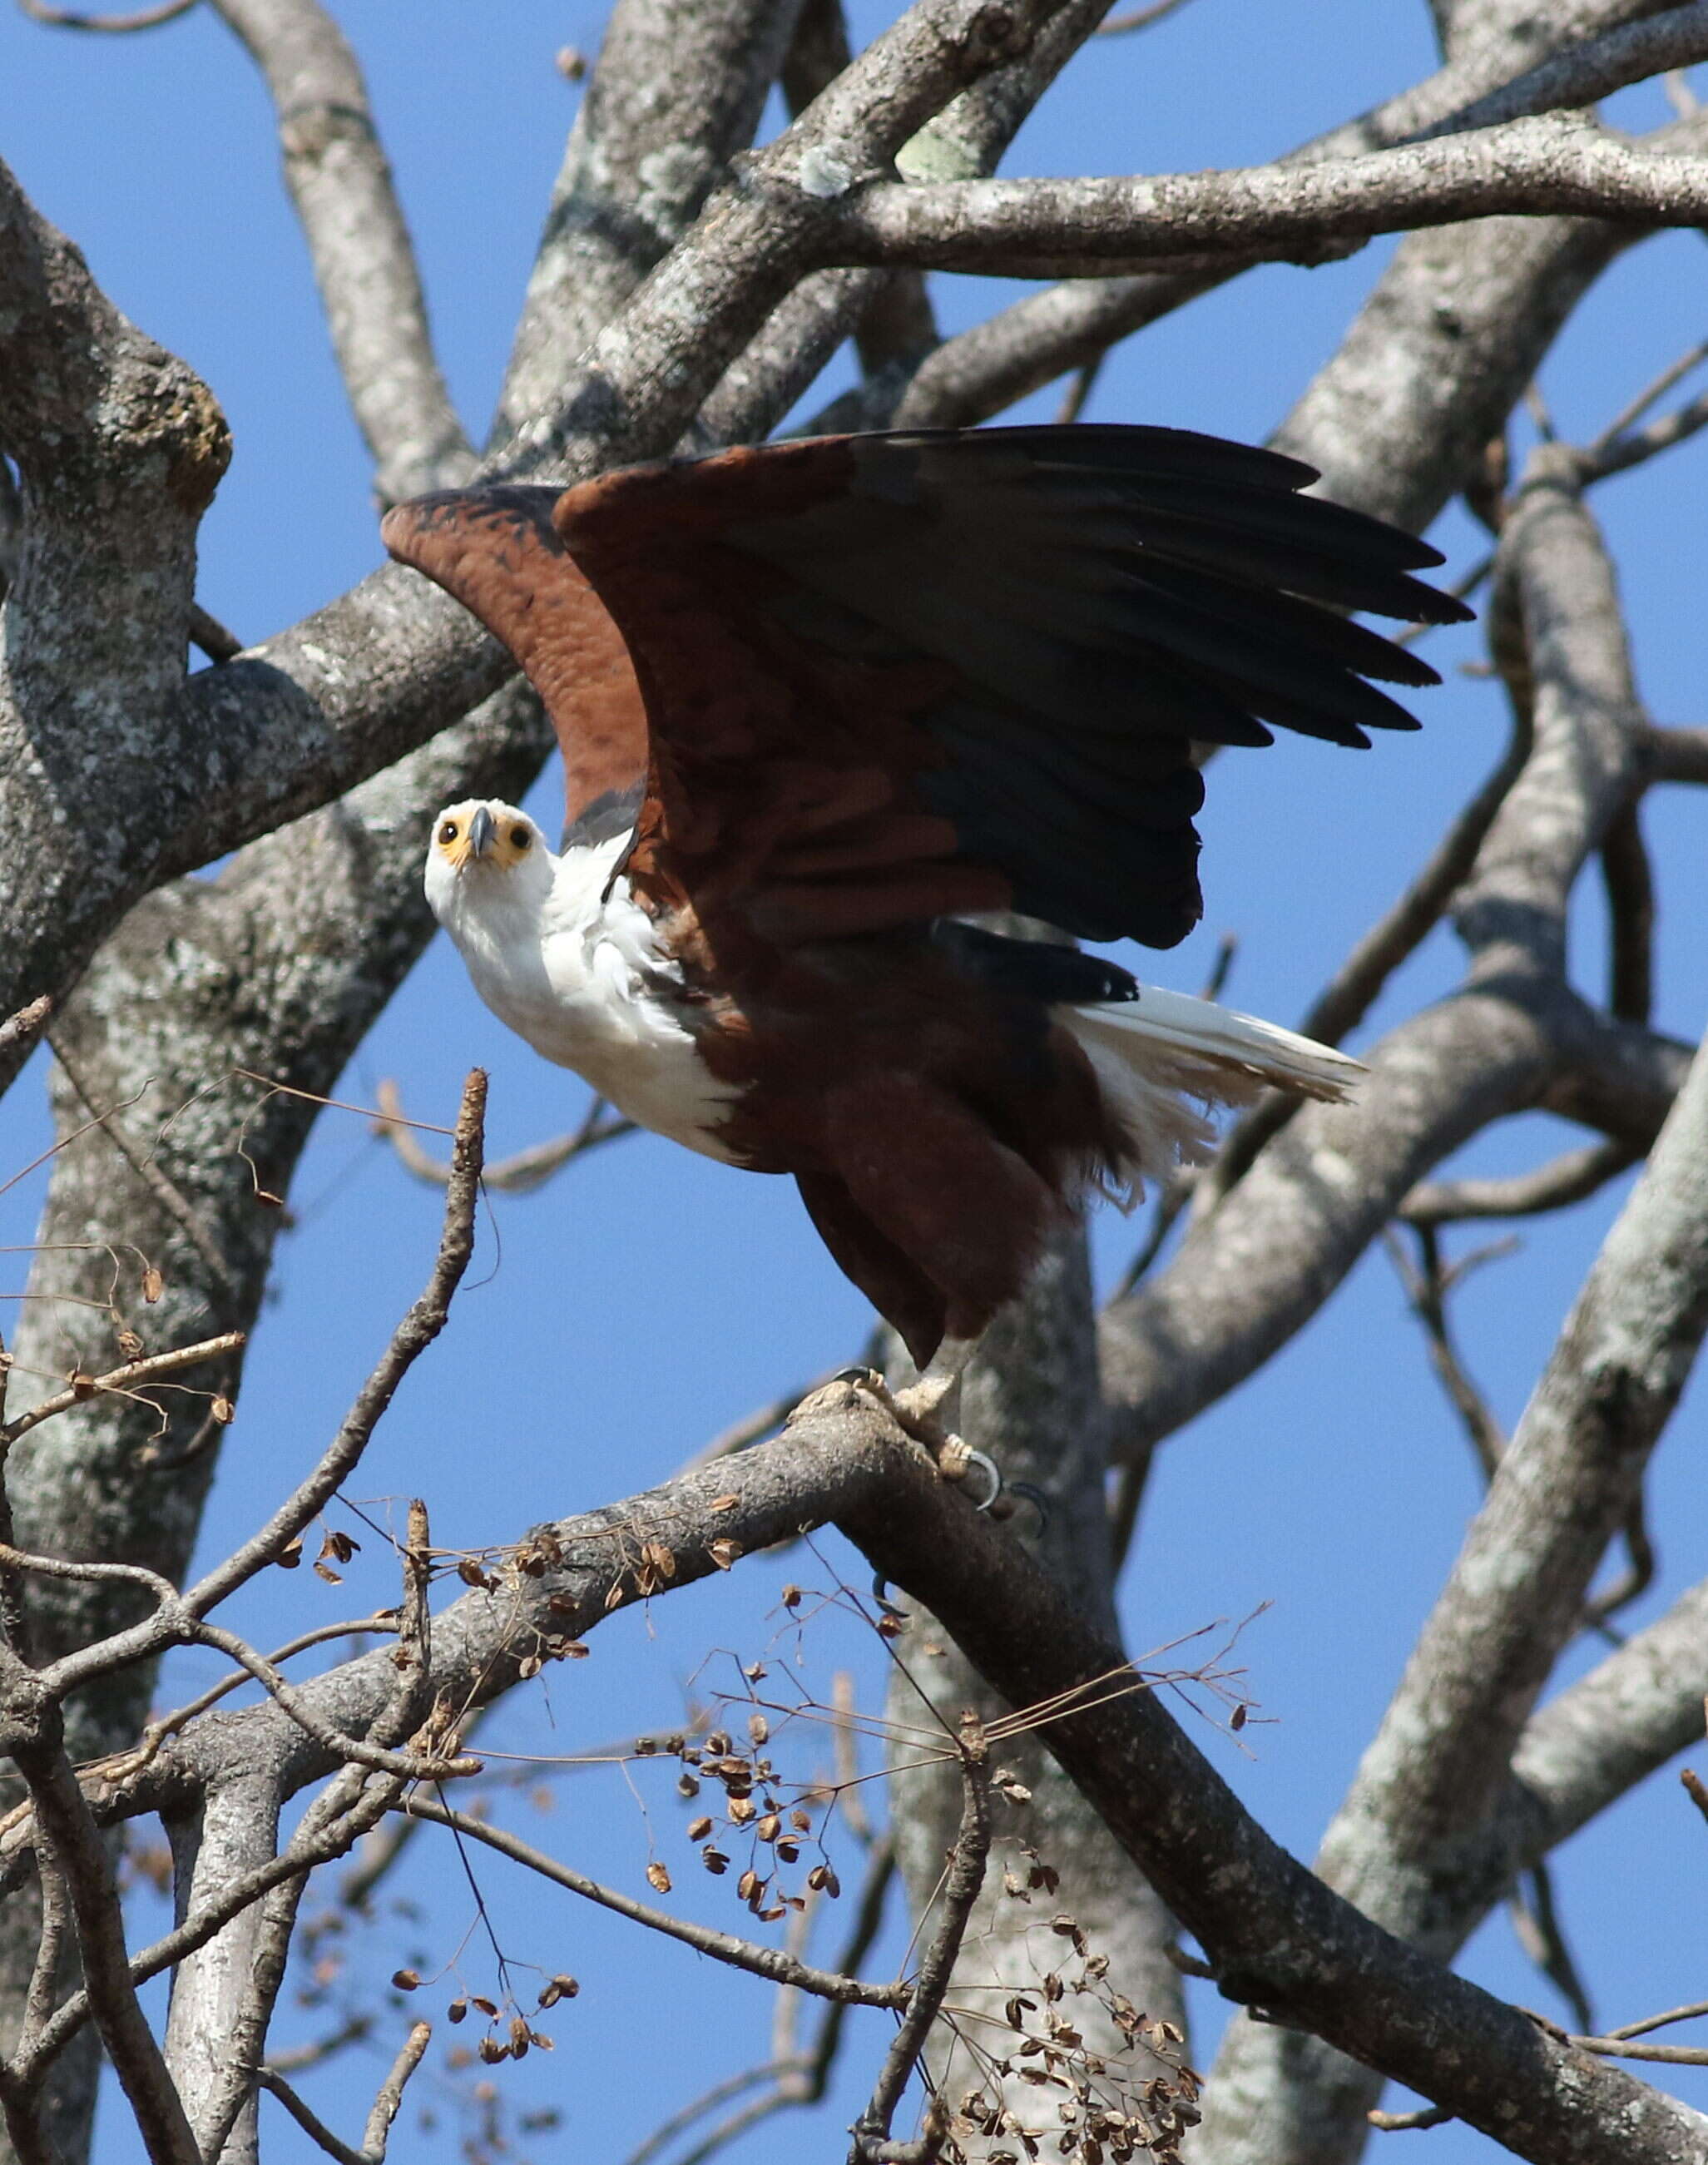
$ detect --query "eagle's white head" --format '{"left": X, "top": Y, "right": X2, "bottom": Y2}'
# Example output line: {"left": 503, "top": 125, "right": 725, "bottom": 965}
{"left": 423, "top": 799, "right": 557, "bottom": 944}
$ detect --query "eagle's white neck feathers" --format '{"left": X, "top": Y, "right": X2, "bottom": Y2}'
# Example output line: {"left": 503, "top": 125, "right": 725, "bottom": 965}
{"left": 424, "top": 800, "right": 742, "bottom": 1162}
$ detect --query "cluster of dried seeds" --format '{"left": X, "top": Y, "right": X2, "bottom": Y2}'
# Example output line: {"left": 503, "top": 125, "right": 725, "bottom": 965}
{"left": 639, "top": 1715, "right": 844, "bottom": 1920}
{"left": 939, "top": 1849, "right": 1203, "bottom": 2164}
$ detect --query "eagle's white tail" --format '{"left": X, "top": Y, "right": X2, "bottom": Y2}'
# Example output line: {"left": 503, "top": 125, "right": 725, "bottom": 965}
{"left": 1062, "top": 987, "right": 1362, "bottom": 1205}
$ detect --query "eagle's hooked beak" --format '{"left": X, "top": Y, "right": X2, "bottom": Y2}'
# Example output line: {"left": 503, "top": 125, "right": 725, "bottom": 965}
{"left": 466, "top": 804, "right": 498, "bottom": 861}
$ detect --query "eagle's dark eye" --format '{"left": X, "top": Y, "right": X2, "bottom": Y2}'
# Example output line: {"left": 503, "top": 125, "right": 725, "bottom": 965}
{"left": 438, "top": 819, "right": 459, "bottom": 845}
{"left": 511, "top": 826, "right": 531, "bottom": 850}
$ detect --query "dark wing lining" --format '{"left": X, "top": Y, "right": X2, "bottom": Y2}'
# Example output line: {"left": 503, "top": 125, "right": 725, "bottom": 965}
{"left": 548, "top": 426, "right": 1467, "bottom": 950}
{"left": 380, "top": 486, "right": 646, "bottom": 844}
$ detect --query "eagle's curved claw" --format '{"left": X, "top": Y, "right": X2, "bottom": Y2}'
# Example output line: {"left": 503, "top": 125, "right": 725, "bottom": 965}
{"left": 871, "top": 1571, "right": 909, "bottom": 1622}
{"left": 937, "top": 1439, "right": 1003, "bottom": 1512}
{"left": 1003, "top": 1479, "right": 1050, "bottom": 1532}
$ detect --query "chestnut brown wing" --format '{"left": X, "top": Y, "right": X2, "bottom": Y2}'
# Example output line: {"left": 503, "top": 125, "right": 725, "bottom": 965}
{"left": 549, "top": 425, "right": 1468, "bottom": 950}
{"left": 381, "top": 486, "right": 646, "bottom": 844}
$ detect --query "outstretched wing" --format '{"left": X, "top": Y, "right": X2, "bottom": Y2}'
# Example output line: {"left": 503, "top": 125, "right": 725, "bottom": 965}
{"left": 380, "top": 486, "right": 647, "bottom": 844}
{"left": 549, "top": 426, "right": 1469, "bottom": 950}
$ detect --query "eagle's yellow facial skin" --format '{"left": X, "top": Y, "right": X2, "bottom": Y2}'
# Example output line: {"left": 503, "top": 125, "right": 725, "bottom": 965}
{"left": 434, "top": 806, "right": 537, "bottom": 874}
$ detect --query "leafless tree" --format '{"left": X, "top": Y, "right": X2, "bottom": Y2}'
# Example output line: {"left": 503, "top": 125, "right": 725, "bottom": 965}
{"left": 6, "top": 2, "right": 1708, "bottom": 2161}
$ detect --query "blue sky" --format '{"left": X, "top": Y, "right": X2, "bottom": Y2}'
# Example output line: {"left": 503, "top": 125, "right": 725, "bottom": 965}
{"left": 4, "top": 3, "right": 1708, "bottom": 2158}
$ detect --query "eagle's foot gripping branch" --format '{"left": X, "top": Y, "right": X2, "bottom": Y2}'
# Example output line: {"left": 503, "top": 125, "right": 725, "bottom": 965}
{"left": 833, "top": 1362, "right": 1003, "bottom": 1510}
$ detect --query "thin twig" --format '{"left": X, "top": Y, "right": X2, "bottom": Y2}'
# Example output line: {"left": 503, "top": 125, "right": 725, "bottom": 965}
{"left": 261, "top": 2014, "right": 372, "bottom": 2074}
{"left": 181, "top": 1072, "right": 485, "bottom": 1621}
{"left": 16, "top": 0, "right": 196, "bottom": 26}
{"left": 680, "top": 1376, "right": 840, "bottom": 1471}
{"left": 1507, "top": 1860, "right": 1594, "bottom": 2036}
{"left": 1053, "top": 357, "right": 1101, "bottom": 424}
{"left": 1095, "top": 0, "right": 1196, "bottom": 33}
{"left": 374, "top": 1077, "right": 631, "bottom": 1193}
{"left": 363, "top": 2019, "right": 431, "bottom": 2155}
{"left": 188, "top": 602, "right": 242, "bottom": 662}
{"left": 1384, "top": 1227, "right": 1507, "bottom": 1480}
{"left": 256, "top": 2066, "right": 371, "bottom": 2165}
{"left": 128, "top": 1615, "right": 399, "bottom": 1759}
{"left": 1590, "top": 337, "right": 1708, "bottom": 456}
{"left": 1582, "top": 383, "right": 1708, "bottom": 483}
{"left": 851, "top": 1743, "right": 989, "bottom": 2161}
{"left": 1603, "top": 1999, "right": 1708, "bottom": 2043}
{"left": 0, "top": 1332, "right": 245, "bottom": 1450}
{"left": 183, "top": 1617, "right": 477, "bottom": 1784}
{"left": 1369, "top": 2102, "right": 1454, "bottom": 2131}
{"left": 1601, "top": 799, "right": 1654, "bottom": 1023}
{"left": 1582, "top": 1492, "right": 1656, "bottom": 1633}
{"left": 1567, "top": 2036, "right": 1708, "bottom": 2065}
{"left": 399, "top": 1795, "right": 907, "bottom": 2008}
{"left": 833, "top": 1667, "right": 872, "bottom": 1844}
{"left": 0, "top": 998, "right": 51, "bottom": 1058}
{"left": 1401, "top": 1141, "right": 1638, "bottom": 1227}
{"left": 621, "top": 2062, "right": 796, "bottom": 2165}
{"left": 47, "top": 1035, "right": 236, "bottom": 1299}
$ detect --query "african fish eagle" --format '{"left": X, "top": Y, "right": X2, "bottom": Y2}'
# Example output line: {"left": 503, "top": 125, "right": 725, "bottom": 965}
{"left": 385, "top": 425, "right": 1468, "bottom": 1424}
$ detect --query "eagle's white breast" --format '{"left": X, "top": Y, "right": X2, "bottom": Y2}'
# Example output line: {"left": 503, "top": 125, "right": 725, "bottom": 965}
{"left": 433, "top": 830, "right": 744, "bottom": 1163}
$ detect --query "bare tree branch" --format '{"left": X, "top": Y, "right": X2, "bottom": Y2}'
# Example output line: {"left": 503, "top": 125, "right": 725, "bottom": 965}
{"left": 0, "top": 155, "right": 230, "bottom": 1091}
{"left": 1643, "top": 725, "right": 1708, "bottom": 785}
{"left": 399, "top": 1795, "right": 908, "bottom": 2010}
{"left": 0, "top": 1652, "right": 198, "bottom": 2163}
{"left": 1401, "top": 1139, "right": 1638, "bottom": 1226}
{"left": 899, "top": 0, "right": 1702, "bottom": 424}
{"left": 851, "top": 1746, "right": 988, "bottom": 2162}
{"left": 821, "top": 116, "right": 1708, "bottom": 281}
{"left": 174, "top": 1071, "right": 484, "bottom": 1629}
{"left": 208, "top": 0, "right": 473, "bottom": 504}
{"left": 16, "top": 0, "right": 197, "bottom": 26}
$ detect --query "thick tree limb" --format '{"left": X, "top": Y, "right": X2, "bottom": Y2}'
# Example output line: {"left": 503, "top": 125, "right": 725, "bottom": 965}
{"left": 1201, "top": 1012, "right": 1708, "bottom": 2163}
{"left": 2, "top": 1385, "right": 1701, "bottom": 2161}
{"left": 821, "top": 116, "right": 1708, "bottom": 280}
{"left": 209, "top": 0, "right": 473, "bottom": 503}
{"left": 491, "top": 0, "right": 808, "bottom": 447}
{"left": 1187, "top": 445, "right": 1663, "bottom": 2165}
{"left": 897, "top": 0, "right": 1693, "bottom": 424}
{"left": 160, "top": 1775, "right": 281, "bottom": 2163}
{"left": 0, "top": 156, "right": 230, "bottom": 1092}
